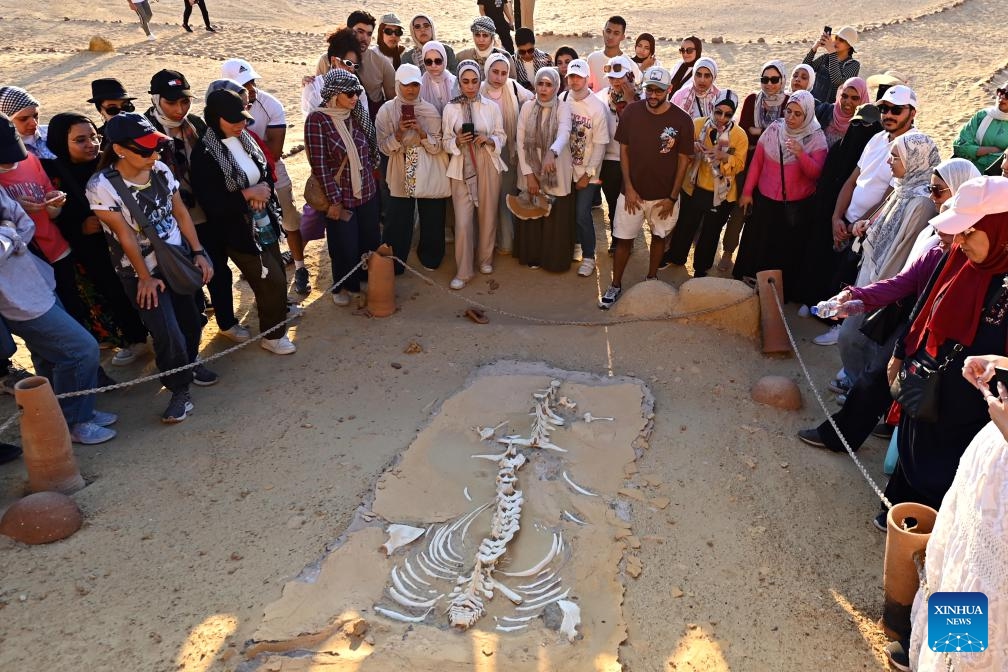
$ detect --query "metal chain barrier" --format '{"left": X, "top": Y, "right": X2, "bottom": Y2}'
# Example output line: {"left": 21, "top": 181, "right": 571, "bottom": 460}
{"left": 766, "top": 277, "right": 893, "bottom": 510}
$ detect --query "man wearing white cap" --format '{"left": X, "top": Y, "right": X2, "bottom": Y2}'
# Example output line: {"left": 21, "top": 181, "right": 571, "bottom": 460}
{"left": 560, "top": 59, "right": 609, "bottom": 276}
{"left": 586, "top": 16, "right": 641, "bottom": 93}
{"left": 803, "top": 25, "right": 861, "bottom": 103}
{"left": 594, "top": 55, "right": 640, "bottom": 252}
{"left": 221, "top": 58, "right": 310, "bottom": 295}
{"left": 599, "top": 66, "right": 694, "bottom": 309}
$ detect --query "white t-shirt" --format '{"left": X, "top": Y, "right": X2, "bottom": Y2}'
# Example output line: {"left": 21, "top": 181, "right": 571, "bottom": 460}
{"left": 560, "top": 90, "right": 610, "bottom": 180}
{"left": 845, "top": 130, "right": 895, "bottom": 223}
{"left": 595, "top": 88, "right": 622, "bottom": 162}
{"left": 86, "top": 161, "right": 183, "bottom": 276}
{"left": 248, "top": 89, "right": 291, "bottom": 186}
{"left": 222, "top": 136, "right": 263, "bottom": 186}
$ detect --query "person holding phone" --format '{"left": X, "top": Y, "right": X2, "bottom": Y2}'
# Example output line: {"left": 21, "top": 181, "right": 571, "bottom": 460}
{"left": 441, "top": 60, "right": 506, "bottom": 289}
{"left": 376, "top": 64, "right": 448, "bottom": 272}
{"left": 802, "top": 25, "right": 861, "bottom": 103}
{"left": 305, "top": 69, "right": 381, "bottom": 307}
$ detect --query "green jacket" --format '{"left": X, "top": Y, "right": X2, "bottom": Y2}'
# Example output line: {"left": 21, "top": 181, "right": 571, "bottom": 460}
{"left": 953, "top": 108, "right": 1008, "bottom": 174}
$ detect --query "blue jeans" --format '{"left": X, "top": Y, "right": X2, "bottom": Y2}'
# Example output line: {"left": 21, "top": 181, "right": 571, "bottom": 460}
{"left": 6, "top": 301, "right": 99, "bottom": 425}
{"left": 574, "top": 182, "right": 601, "bottom": 259}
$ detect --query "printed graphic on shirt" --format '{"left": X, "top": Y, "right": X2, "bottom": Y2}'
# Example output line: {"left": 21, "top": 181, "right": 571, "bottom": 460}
{"left": 659, "top": 126, "right": 679, "bottom": 154}
{"left": 570, "top": 113, "right": 593, "bottom": 166}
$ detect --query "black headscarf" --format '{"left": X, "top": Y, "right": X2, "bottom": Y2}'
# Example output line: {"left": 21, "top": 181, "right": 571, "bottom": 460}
{"left": 669, "top": 36, "right": 702, "bottom": 95}
{"left": 43, "top": 113, "right": 101, "bottom": 247}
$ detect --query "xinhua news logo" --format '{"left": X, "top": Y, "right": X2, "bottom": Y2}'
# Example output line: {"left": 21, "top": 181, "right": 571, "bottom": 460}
{"left": 928, "top": 592, "right": 988, "bottom": 653}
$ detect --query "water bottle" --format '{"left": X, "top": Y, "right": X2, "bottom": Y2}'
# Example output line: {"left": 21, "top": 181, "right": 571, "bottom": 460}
{"left": 252, "top": 208, "right": 277, "bottom": 246}
{"left": 811, "top": 299, "right": 866, "bottom": 319}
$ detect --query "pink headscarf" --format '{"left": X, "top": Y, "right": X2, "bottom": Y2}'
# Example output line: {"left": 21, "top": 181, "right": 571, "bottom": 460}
{"left": 825, "top": 77, "right": 868, "bottom": 146}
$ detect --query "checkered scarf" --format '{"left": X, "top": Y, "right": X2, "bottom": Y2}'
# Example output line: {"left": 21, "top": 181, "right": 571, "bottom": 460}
{"left": 0, "top": 86, "right": 39, "bottom": 117}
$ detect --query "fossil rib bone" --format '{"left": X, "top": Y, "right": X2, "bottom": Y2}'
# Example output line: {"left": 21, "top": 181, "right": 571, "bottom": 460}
{"left": 374, "top": 605, "right": 433, "bottom": 623}
{"left": 562, "top": 471, "right": 599, "bottom": 497}
{"left": 583, "top": 412, "right": 614, "bottom": 423}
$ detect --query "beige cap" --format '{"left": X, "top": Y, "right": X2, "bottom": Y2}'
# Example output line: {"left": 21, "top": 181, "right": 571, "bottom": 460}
{"left": 835, "top": 26, "right": 858, "bottom": 47}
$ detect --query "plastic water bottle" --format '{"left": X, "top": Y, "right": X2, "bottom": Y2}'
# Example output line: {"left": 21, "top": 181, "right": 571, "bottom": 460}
{"left": 252, "top": 209, "right": 277, "bottom": 246}
{"left": 811, "top": 299, "right": 866, "bottom": 319}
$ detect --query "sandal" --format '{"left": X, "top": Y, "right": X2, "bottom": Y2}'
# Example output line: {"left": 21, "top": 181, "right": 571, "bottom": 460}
{"left": 464, "top": 308, "right": 489, "bottom": 324}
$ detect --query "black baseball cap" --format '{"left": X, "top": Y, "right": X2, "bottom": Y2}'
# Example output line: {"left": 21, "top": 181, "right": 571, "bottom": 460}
{"left": 205, "top": 89, "right": 254, "bottom": 124}
{"left": 149, "top": 69, "right": 192, "bottom": 101}
{"left": 0, "top": 114, "right": 28, "bottom": 164}
{"left": 103, "top": 112, "right": 171, "bottom": 149}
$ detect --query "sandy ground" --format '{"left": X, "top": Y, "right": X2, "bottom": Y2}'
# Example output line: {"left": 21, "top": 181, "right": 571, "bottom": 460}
{"left": 0, "top": 0, "right": 1006, "bottom": 670}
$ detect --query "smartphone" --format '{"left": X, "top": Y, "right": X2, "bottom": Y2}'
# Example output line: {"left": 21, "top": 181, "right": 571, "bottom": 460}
{"left": 461, "top": 122, "right": 475, "bottom": 136}
{"left": 402, "top": 104, "right": 415, "bottom": 122}
{"left": 824, "top": 25, "right": 832, "bottom": 35}
{"left": 991, "top": 367, "right": 1008, "bottom": 396}
{"left": 43, "top": 191, "right": 66, "bottom": 205}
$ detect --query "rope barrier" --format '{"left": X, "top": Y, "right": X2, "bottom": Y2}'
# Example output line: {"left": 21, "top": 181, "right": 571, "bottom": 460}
{"left": 765, "top": 277, "right": 893, "bottom": 510}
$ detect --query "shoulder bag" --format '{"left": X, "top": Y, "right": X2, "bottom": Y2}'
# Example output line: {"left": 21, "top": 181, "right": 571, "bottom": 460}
{"left": 889, "top": 343, "right": 963, "bottom": 424}
{"left": 103, "top": 168, "right": 208, "bottom": 296}
{"left": 304, "top": 154, "right": 348, "bottom": 211}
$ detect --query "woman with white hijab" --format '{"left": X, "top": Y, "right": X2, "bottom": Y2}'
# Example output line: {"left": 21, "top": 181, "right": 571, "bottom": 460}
{"left": 670, "top": 56, "right": 721, "bottom": 120}
{"left": 789, "top": 64, "right": 816, "bottom": 94}
{"left": 419, "top": 41, "right": 458, "bottom": 114}
{"left": 481, "top": 52, "right": 533, "bottom": 255}
{"left": 953, "top": 82, "right": 1008, "bottom": 175}
{"left": 402, "top": 13, "right": 459, "bottom": 73}
{"left": 376, "top": 64, "right": 449, "bottom": 272}
{"left": 902, "top": 157, "right": 981, "bottom": 265}
{"left": 733, "top": 90, "right": 828, "bottom": 298}
{"left": 515, "top": 66, "right": 574, "bottom": 272}
{"left": 442, "top": 60, "right": 507, "bottom": 289}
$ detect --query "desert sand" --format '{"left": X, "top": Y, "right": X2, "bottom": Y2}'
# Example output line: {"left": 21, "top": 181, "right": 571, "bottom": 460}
{"left": 0, "top": 0, "right": 1005, "bottom": 670}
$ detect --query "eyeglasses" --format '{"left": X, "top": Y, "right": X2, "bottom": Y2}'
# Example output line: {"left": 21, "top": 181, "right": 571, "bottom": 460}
{"left": 603, "top": 63, "right": 627, "bottom": 73}
{"left": 383, "top": 27, "right": 403, "bottom": 37}
{"left": 997, "top": 88, "right": 1008, "bottom": 98}
{"left": 925, "top": 184, "right": 950, "bottom": 195}
{"left": 644, "top": 86, "right": 666, "bottom": 95}
{"left": 760, "top": 76, "right": 781, "bottom": 85}
{"left": 412, "top": 21, "right": 431, "bottom": 30}
{"left": 474, "top": 31, "right": 492, "bottom": 38}
{"left": 338, "top": 58, "right": 360, "bottom": 71}
{"left": 839, "top": 93, "right": 861, "bottom": 101}
{"left": 877, "top": 103, "right": 907, "bottom": 116}
{"left": 888, "top": 153, "right": 903, "bottom": 163}
{"left": 712, "top": 109, "right": 732, "bottom": 118}
{"left": 679, "top": 47, "right": 695, "bottom": 54}
{"left": 424, "top": 57, "right": 444, "bottom": 66}
{"left": 517, "top": 47, "right": 535, "bottom": 56}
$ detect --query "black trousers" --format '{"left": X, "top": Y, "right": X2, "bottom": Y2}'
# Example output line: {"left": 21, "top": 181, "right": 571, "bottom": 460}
{"left": 599, "top": 160, "right": 622, "bottom": 236}
{"left": 182, "top": 0, "right": 211, "bottom": 28}
{"left": 665, "top": 187, "right": 734, "bottom": 276}
{"left": 382, "top": 196, "right": 447, "bottom": 274}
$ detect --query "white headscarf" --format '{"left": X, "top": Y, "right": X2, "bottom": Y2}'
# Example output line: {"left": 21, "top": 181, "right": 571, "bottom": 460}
{"left": 481, "top": 53, "right": 521, "bottom": 159}
{"left": 935, "top": 157, "right": 982, "bottom": 196}
{"left": 789, "top": 64, "right": 816, "bottom": 94}
{"left": 419, "top": 41, "right": 456, "bottom": 112}
{"left": 673, "top": 56, "right": 720, "bottom": 119}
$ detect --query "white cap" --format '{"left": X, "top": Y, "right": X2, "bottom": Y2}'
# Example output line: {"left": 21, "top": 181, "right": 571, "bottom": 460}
{"left": 931, "top": 177, "right": 1008, "bottom": 234}
{"left": 879, "top": 84, "right": 918, "bottom": 109}
{"left": 221, "top": 58, "right": 260, "bottom": 86}
{"left": 566, "top": 59, "right": 590, "bottom": 79}
{"left": 395, "top": 63, "right": 423, "bottom": 86}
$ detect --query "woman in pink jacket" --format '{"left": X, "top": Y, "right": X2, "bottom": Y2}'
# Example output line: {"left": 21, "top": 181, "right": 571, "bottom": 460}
{"left": 733, "top": 89, "right": 827, "bottom": 300}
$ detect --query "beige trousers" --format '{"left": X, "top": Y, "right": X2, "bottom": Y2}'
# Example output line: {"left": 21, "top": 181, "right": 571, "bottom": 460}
{"left": 520, "top": 0, "right": 535, "bottom": 29}
{"left": 451, "top": 150, "right": 501, "bottom": 280}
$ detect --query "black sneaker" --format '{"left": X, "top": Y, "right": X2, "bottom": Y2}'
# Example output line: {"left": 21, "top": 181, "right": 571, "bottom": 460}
{"left": 884, "top": 641, "right": 910, "bottom": 672}
{"left": 0, "top": 442, "right": 22, "bottom": 464}
{"left": 873, "top": 511, "right": 888, "bottom": 533}
{"left": 192, "top": 364, "right": 219, "bottom": 387}
{"left": 293, "top": 267, "right": 311, "bottom": 295}
{"left": 598, "top": 284, "right": 622, "bottom": 310}
{"left": 796, "top": 428, "right": 826, "bottom": 448}
{"left": 872, "top": 422, "right": 894, "bottom": 439}
{"left": 161, "top": 391, "right": 194, "bottom": 424}
{"left": 281, "top": 250, "right": 294, "bottom": 266}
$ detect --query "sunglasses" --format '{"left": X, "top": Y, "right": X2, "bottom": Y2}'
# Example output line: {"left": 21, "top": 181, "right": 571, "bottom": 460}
{"left": 424, "top": 57, "right": 444, "bottom": 66}
{"left": 383, "top": 27, "right": 403, "bottom": 36}
{"left": 603, "top": 63, "right": 627, "bottom": 73}
{"left": 338, "top": 58, "right": 360, "bottom": 71}
{"left": 517, "top": 47, "right": 535, "bottom": 56}
{"left": 342, "top": 90, "right": 362, "bottom": 99}
{"left": 712, "top": 109, "right": 732, "bottom": 118}
{"left": 877, "top": 103, "right": 907, "bottom": 115}
{"left": 413, "top": 21, "right": 431, "bottom": 30}
{"left": 925, "top": 184, "right": 950, "bottom": 195}
{"left": 760, "top": 76, "right": 781, "bottom": 85}
{"left": 102, "top": 101, "right": 135, "bottom": 115}
{"left": 997, "top": 88, "right": 1008, "bottom": 98}
{"left": 122, "top": 143, "right": 160, "bottom": 158}
{"left": 679, "top": 47, "right": 695, "bottom": 54}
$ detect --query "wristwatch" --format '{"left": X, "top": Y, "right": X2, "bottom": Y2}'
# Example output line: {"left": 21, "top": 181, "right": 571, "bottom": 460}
{"left": 192, "top": 249, "right": 208, "bottom": 258}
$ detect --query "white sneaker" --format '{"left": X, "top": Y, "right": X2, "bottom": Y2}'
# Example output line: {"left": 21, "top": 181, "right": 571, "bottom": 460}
{"left": 220, "top": 324, "right": 251, "bottom": 343}
{"left": 332, "top": 290, "right": 351, "bottom": 306}
{"left": 798, "top": 304, "right": 811, "bottom": 318}
{"left": 479, "top": 264, "right": 493, "bottom": 274}
{"left": 147, "top": 33, "right": 157, "bottom": 41}
{"left": 573, "top": 244, "right": 583, "bottom": 262}
{"left": 286, "top": 303, "right": 304, "bottom": 319}
{"left": 261, "top": 336, "right": 296, "bottom": 355}
{"left": 577, "top": 258, "right": 596, "bottom": 277}
{"left": 813, "top": 324, "right": 841, "bottom": 346}
{"left": 450, "top": 277, "right": 466, "bottom": 290}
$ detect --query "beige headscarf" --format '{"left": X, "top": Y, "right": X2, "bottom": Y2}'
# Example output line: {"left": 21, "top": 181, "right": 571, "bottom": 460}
{"left": 481, "top": 53, "right": 520, "bottom": 160}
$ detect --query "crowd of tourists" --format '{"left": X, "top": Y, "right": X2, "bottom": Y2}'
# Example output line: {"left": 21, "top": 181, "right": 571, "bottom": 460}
{"left": 1, "top": 9, "right": 1007, "bottom": 668}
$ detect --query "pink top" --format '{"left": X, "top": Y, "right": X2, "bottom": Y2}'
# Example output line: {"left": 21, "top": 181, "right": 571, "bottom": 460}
{"left": 742, "top": 140, "right": 827, "bottom": 202}
{"left": 0, "top": 154, "right": 70, "bottom": 263}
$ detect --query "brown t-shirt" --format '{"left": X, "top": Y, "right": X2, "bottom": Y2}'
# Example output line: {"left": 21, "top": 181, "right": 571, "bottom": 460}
{"left": 614, "top": 99, "right": 695, "bottom": 201}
